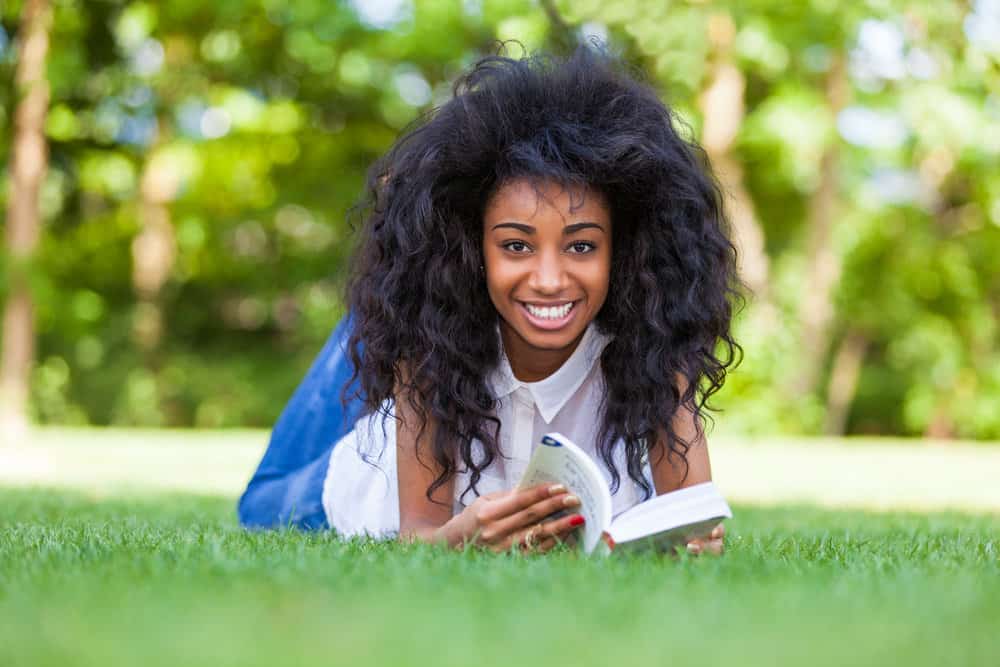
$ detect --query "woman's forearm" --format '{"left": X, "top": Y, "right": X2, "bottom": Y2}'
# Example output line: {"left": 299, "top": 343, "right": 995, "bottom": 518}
{"left": 399, "top": 513, "right": 469, "bottom": 548}
{"left": 399, "top": 518, "right": 451, "bottom": 546}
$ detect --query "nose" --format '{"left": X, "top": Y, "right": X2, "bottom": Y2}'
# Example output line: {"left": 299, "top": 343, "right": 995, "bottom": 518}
{"left": 528, "top": 250, "right": 567, "bottom": 295}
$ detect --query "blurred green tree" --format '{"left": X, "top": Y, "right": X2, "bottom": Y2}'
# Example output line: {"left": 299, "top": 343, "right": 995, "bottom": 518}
{"left": 0, "top": 0, "right": 997, "bottom": 440}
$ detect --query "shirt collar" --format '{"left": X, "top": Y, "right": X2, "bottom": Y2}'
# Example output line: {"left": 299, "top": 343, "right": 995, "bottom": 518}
{"left": 488, "top": 323, "right": 612, "bottom": 424}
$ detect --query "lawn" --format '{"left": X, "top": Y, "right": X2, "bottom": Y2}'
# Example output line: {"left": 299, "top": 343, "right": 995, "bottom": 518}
{"left": 2, "top": 487, "right": 998, "bottom": 667}
{"left": 6, "top": 428, "right": 1000, "bottom": 513}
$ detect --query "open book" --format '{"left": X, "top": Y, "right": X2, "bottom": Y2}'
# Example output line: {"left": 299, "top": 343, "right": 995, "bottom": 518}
{"left": 517, "top": 432, "right": 732, "bottom": 555}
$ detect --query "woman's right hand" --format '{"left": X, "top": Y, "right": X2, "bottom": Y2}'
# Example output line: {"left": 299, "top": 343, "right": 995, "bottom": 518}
{"left": 441, "top": 483, "right": 585, "bottom": 553}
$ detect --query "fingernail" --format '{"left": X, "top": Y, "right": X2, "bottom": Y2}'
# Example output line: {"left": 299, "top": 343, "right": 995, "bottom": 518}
{"left": 569, "top": 515, "right": 586, "bottom": 527}
{"left": 686, "top": 543, "right": 701, "bottom": 555}
{"left": 562, "top": 494, "right": 580, "bottom": 507}
{"left": 548, "top": 484, "right": 566, "bottom": 495}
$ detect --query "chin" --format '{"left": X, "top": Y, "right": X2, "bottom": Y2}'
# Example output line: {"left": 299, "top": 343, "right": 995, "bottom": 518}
{"left": 519, "top": 331, "right": 580, "bottom": 351}
{"left": 504, "top": 316, "right": 589, "bottom": 352}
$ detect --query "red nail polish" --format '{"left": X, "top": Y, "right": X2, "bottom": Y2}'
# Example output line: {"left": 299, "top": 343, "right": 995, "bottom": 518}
{"left": 569, "top": 515, "right": 585, "bottom": 527}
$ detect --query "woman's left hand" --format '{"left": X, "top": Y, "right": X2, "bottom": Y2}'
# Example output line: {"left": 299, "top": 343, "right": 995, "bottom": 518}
{"left": 685, "top": 523, "right": 725, "bottom": 556}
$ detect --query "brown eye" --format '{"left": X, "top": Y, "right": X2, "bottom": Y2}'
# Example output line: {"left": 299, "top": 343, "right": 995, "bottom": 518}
{"left": 503, "top": 241, "right": 530, "bottom": 253}
{"left": 568, "top": 241, "right": 595, "bottom": 254}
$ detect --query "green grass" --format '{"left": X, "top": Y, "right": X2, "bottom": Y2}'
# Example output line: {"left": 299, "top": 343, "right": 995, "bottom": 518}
{"left": 1, "top": 488, "right": 998, "bottom": 667}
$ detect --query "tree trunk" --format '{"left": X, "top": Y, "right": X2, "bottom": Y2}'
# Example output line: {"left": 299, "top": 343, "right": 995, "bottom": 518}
{"left": 793, "top": 54, "right": 849, "bottom": 396}
{"left": 131, "top": 119, "right": 178, "bottom": 354}
{"left": 1, "top": 0, "right": 52, "bottom": 444}
{"left": 924, "top": 406, "right": 956, "bottom": 440}
{"left": 824, "top": 330, "right": 868, "bottom": 435}
{"left": 698, "top": 13, "right": 772, "bottom": 312}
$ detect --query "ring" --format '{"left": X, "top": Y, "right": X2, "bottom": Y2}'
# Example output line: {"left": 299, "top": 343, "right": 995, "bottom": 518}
{"left": 524, "top": 523, "right": 543, "bottom": 549}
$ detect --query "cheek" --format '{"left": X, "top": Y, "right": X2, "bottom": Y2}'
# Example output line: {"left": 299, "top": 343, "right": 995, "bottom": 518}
{"left": 483, "top": 255, "right": 515, "bottom": 301}
{"left": 588, "top": 253, "right": 612, "bottom": 306}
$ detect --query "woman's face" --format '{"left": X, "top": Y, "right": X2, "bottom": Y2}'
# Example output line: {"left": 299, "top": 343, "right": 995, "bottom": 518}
{"left": 482, "top": 178, "right": 611, "bottom": 374}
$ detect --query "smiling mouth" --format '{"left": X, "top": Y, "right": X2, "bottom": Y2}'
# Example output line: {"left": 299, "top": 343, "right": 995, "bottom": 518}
{"left": 523, "top": 302, "right": 574, "bottom": 319}
{"left": 518, "top": 300, "right": 578, "bottom": 329}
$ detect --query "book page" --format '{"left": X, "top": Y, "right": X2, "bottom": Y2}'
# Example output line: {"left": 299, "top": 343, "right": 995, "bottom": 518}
{"left": 608, "top": 482, "right": 731, "bottom": 553}
{"left": 517, "top": 433, "right": 613, "bottom": 554}
{"left": 611, "top": 518, "right": 724, "bottom": 555}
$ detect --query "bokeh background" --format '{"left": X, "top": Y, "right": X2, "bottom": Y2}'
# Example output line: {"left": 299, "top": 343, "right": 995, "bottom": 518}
{"left": 1, "top": 0, "right": 998, "bottom": 442}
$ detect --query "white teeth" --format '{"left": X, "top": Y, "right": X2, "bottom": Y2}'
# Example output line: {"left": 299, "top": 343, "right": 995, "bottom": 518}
{"left": 525, "top": 302, "right": 574, "bottom": 319}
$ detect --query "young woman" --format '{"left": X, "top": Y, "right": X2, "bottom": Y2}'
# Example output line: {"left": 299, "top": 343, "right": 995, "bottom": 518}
{"left": 239, "top": 46, "right": 741, "bottom": 555}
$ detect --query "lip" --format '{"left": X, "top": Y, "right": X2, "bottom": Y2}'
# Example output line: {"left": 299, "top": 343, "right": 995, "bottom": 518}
{"left": 520, "top": 300, "right": 574, "bottom": 307}
{"left": 518, "top": 300, "right": 579, "bottom": 331}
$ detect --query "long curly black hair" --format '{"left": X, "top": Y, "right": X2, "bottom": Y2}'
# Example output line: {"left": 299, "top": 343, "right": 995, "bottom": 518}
{"left": 346, "top": 45, "right": 742, "bottom": 501}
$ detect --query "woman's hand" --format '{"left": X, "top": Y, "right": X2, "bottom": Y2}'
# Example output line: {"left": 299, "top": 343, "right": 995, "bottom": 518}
{"left": 685, "top": 523, "right": 725, "bottom": 556}
{"left": 442, "top": 483, "right": 585, "bottom": 553}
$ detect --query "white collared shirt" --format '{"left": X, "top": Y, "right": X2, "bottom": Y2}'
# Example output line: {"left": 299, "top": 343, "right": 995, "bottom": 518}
{"left": 322, "top": 324, "right": 653, "bottom": 538}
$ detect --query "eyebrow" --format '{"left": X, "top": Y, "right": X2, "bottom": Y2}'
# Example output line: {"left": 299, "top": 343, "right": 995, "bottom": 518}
{"left": 491, "top": 221, "right": 606, "bottom": 234}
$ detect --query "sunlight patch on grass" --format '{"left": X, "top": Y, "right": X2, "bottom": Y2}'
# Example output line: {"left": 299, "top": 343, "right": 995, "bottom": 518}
{"left": 2, "top": 428, "right": 999, "bottom": 513}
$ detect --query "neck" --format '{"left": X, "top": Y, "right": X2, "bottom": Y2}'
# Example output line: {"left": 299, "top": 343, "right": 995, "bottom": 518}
{"left": 499, "top": 322, "right": 586, "bottom": 383}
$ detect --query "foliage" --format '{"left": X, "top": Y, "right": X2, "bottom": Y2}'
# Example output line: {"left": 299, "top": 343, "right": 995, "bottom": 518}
{"left": 1, "top": 0, "right": 999, "bottom": 436}
{"left": 1, "top": 488, "right": 999, "bottom": 666}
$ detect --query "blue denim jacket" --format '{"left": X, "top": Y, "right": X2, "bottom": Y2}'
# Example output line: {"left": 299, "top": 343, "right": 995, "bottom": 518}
{"left": 238, "top": 317, "right": 365, "bottom": 530}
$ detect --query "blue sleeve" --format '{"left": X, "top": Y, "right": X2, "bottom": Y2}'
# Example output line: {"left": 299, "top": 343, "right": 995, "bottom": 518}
{"left": 237, "top": 316, "right": 366, "bottom": 530}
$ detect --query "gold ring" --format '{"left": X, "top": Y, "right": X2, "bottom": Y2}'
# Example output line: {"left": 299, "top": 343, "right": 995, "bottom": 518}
{"left": 524, "top": 523, "right": 543, "bottom": 549}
